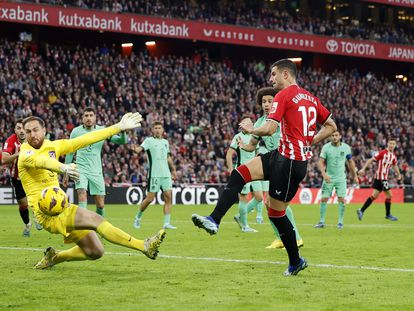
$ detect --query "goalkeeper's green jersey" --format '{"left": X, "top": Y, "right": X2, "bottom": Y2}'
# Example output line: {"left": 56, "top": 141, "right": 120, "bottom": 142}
{"left": 253, "top": 115, "right": 281, "bottom": 154}
{"left": 65, "top": 125, "right": 127, "bottom": 175}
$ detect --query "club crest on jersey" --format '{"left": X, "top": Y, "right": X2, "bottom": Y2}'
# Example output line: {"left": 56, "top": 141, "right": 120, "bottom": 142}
{"left": 270, "top": 102, "right": 278, "bottom": 113}
{"left": 25, "top": 150, "right": 34, "bottom": 156}
{"left": 49, "top": 151, "right": 56, "bottom": 159}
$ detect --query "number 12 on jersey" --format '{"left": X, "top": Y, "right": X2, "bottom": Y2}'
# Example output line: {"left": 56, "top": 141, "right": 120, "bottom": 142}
{"left": 298, "top": 106, "right": 316, "bottom": 136}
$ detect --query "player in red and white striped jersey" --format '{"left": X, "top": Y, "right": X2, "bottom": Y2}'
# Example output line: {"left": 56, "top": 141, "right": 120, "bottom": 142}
{"left": 357, "top": 138, "right": 401, "bottom": 221}
{"left": 192, "top": 59, "right": 337, "bottom": 276}
{"left": 1, "top": 120, "right": 34, "bottom": 236}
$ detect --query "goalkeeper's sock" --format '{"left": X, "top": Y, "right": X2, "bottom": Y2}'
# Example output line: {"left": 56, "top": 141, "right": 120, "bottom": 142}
{"left": 319, "top": 202, "right": 328, "bottom": 223}
{"left": 338, "top": 202, "right": 345, "bottom": 224}
{"left": 286, "top": 206, "right": 302, "bottom": 241}
{"left": 163, "top": 214, "right": 171, "bottom": 227}
{"left": 96, "top": 207, "right": 105, "bottom": 217}
{"left": 246, "top": 198, "right": 259, "bottom": 214}
{"left": 54, "top": 246, "right": 90, "bottom": 264}
{"left": 239, "top": 201, "right": 248, "bottom": 227}
{"left": 97, "top": 221, "right": 144, "bottom": 251}
{"left": 78, "top": 201, "right": 87, "bottom": 209}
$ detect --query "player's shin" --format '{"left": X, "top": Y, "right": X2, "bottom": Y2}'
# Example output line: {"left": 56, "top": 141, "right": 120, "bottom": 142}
{"left": 338, "top": 202, "right": 345, "bottom": 224}
{"left": 285, "top": 206, "right": 301, "bottom": 240}
{"left": 54, "top": 246, "right": 90, "bottom": 264}
{"left": 239, "top": 201, "right": 248, "bottom": 228}
{"left": 96, "top": 220, "right": 144, "bottom": 251}
{"left": 319, "top": 202, "right": 328, "bottom": 223}
{"left": 246, "top": 198, "right": 259, "bottom": 213}
{"left": 209, "top": 167, "right": 250, "bottom": 224}
{"left": 78, "top": 201, "right": 87, "bottom": 209}
{"left": 268, "top": 208, "right": 300, "bottom": 266}
{"left": 18, "top": 205, "right": 30, "bottom": 225}
{"left": 385, "top": 199, "right": 391, "bottom": 216}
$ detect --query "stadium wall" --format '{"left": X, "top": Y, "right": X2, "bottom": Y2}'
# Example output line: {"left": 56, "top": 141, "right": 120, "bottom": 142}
{"left": 0, "top": 186, "right": 408, "bottom": 205}
{"left": 0, "top": 1, "right": 413, "bottom": 62}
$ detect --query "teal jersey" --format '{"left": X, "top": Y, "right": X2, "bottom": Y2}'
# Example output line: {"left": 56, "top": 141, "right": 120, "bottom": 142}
{"left": 320, "top": 142, "right": 352, "bottom": 181}
{"left": 141, "top": 137, "right": 171, "bottom": 178}
{"left": 253, "top": 115, "right": 281, "bottom": 154}
{"left": 230, "top": 132, "right": 255, "bottom": 167}
{"left": 65, "top": 125, "right": 128, "bottom": 174}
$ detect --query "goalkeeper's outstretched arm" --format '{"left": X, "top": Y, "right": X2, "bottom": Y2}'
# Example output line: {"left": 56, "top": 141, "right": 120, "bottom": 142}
{"left": 58, "top": 112, "right": 142, "bottom": 155}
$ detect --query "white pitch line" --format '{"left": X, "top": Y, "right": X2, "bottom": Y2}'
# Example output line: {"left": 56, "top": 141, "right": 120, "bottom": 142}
{"left": 1, "top": 246, "right": 414, "bottom": 273}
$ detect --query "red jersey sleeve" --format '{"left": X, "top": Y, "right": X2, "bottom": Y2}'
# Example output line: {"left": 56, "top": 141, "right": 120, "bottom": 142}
{"left": 374, "top": 150, "right": 386, "bottom": 161}
{"left": 2, "top": 136, "right": 16, "bottom": 154}
{"left": 267, "top": 92, "right": 286, "bottom": 123}
{"left": 392, "top": 157, "right": 397, "bottom": 165}
{"left": 316, "top": 99, "right": 332, "bottom": 125}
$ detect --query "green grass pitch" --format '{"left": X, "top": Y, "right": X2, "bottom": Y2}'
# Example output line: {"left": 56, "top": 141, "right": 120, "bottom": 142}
{"left": 0, "top": 202, "right": 413, "bottom": 310}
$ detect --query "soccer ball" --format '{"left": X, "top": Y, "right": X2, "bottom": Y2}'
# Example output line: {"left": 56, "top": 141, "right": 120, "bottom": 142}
{"left": 38, "top": 186, "right": 69, "bottom": 216}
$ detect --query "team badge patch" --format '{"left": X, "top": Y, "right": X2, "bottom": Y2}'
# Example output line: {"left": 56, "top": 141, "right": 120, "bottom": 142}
{"left": 49, "top": 151, "right": 56, "bottom": 159}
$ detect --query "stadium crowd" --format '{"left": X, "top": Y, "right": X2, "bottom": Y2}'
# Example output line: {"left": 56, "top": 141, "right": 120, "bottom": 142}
{"left": 0, "top": 39, "right": 412, "bottom": 188}
{"left": 24, "top": 0, "right": 414, "bottom": 45}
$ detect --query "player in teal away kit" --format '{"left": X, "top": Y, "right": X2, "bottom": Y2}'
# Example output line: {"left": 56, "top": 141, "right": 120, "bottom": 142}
{"left": 65, "top": 108, "right": 128, "bottom": 216}
{"left": 226, "top": 115, "right": 260, "bottom": 233}
{"left": 132, "top": 121, "right": 177, "bottom": 229}
{"left": 238, "top": 87, "right": 303, "bottom": 249}
{"left": 314, "top": 131, "right": 357, "bottom": 229}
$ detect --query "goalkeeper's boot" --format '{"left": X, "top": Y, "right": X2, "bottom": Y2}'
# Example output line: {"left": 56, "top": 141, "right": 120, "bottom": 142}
{"left": 133, "top": 217, "right": 141, "bottom": 229}
{"left": 22, "top": 222, "right": 31, "bottom": 237}
{"left": 284, "top": 257, "right": 308, "bottom": 276}
{"left": 266, "top": 239, "right": 284, "bottom": 249}
{"left": 142, "top": 229, "right": 166, "bottom": 260}
{"left": 233, "top": 214, "right": 242, "bottom": 229}
{"left": 191, "top": 214, "right": 218, "bottom": 235}
{"left": 34, "top": 247, "right": 57, "bottom": 270}
{"left": 241, "top": 226, "right": 258, "bottom": 233}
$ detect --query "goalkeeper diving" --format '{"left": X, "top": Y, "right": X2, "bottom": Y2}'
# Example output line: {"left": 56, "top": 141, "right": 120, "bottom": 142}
{"left": 18, "top": 113, "right": 166, "bottom": 269}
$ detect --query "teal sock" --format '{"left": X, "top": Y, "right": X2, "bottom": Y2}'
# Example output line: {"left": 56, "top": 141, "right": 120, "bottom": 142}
{"left": 164, "top": 214, "right": 171, "bottom": 226}
{"left": 78, "top": 201, "right": 87, "bottom": 209}
{"left": 96, "top": 207, "right": 104, "bottom": 217}
{"left": 256, "top": 201, "right": 264, "bottom": 218}
{"left": 338, "top": 202, "right": 345, "bottom": 224}
{"left": 239, "top": 201, "right": 248, "bottom": 227}
{"left": 270, "top": 220, "right": 281, "bottom": 239}
{"left": 246, "top": 198, "right": 259, "bottom": 213}
{"left": 286, "top": 206, "right": 301, "bottom": 240}
{"left": 136, "top": 210, "right": 143, "bottom": 219}
{"left": 320, "top": 202, "right": 328, "bottom": 223}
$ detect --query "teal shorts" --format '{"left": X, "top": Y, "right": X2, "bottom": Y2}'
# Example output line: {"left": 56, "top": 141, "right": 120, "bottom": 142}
{"left": 75, "top": 173, "right": 105, "bottom": 196}
{"left": 148, "top": 177, "right": 173, "bottom": 193}
{"left": 241, "top": 181, "right": 263, "bottom": 195}
{"left": 261, "top": 180, "right": 269, "bottom": 192}
{"left": 321, "top": 179, "right": 347, "bottom": 198}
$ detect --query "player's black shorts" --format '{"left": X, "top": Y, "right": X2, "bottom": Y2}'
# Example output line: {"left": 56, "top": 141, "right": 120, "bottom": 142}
{"left": 372, "top": 179, "right": 390, "bottom": 192}
{"left": 11, "top": 178, "right": 26, "bottom": 200}
{"left": 261, "top": 150, "right": 307, "bottom": 202}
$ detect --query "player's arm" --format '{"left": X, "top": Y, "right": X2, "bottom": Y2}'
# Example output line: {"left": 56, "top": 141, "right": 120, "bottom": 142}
{"left": 358, "top": 157, "right": 375, "bottom": 177}
{"left": 238, "top": 136, "right": 259, "bottom": 152}
{"left": 346, "top": 158, "right": 358, "bottom": 183}
{"left": 19, "top": 152, "right": 80, "bottom": 181}
{"left": 393, "top": 164, "right": 402, "bottom": 180}
{"left": 311, "top": 117, "right": 337, "bottom": 145}
{"left": 167, "top": 154, "right": 177, "bottom": 180}
{"left": 226, "top": 147, "right": 237, "bottom": 173}
{"left": 1, "top": 151, "right": 19, "bottom": 165}
{"left": 317, "top": 157, "right": 331, "bottom": 183}
{"left": 109, "top": 131, "right": 128, "bottom": 145}
{"left": 241, "top": 120, "right": 278, "bottom": 137}
{"left": 58, "top": 113, "right": 142, "bottom": 155}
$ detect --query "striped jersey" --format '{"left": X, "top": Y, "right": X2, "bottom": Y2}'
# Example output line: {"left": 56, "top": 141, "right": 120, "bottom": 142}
{"left": 2, "top": 134, "right": 21, "bottom": 179}
{"left": 267, "top": 85, "right": 331, "bottom": 161}
{"left": 374, "top": 149, "right": 397, "bottom": 180}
